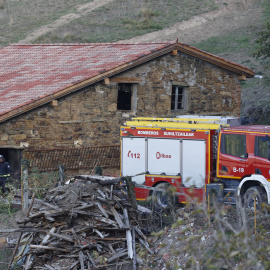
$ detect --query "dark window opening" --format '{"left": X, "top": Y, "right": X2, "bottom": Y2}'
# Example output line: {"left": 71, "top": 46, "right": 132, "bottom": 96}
{"left": 171, "top": 86, "right": 184, "bottom": 110}
{"left": 255, "top": 136, "right": 268, "bottom": 159}
{"left": 221, "top": 134, "right": 246, "bottom": 158}
{"left": 117, "top": 84, "right": 132, "bottom": 110}
{"left": 0, "top": 148, "right": 22, "bottom": 182}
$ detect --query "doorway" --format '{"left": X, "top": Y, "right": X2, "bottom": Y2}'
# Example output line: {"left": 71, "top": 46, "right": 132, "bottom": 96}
{"left": 0, "top": 148, "right": 22, "bottom": 182}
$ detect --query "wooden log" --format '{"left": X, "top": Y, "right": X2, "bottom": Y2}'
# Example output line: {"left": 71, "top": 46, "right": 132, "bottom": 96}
{"left": 16, "top": 212, "right": 44, "bottom": 224}
{"left": 95, "top": 202, "right": 109, "bottom": 218}
{"left": 90, "top": 237, "right": 126, "bottom": 241}
{"left": 125, "top": 177, "right": 137, "bottom": 211}
{"left": 0, "top": 228, "right": 40, "bottom": 233}
{"left": 23, "top": 254, "right": 34, "bottom": 270}
{"left": 132, "top": 227, "right": 136, "bottom": 270}
{"left": 44, "top": 265, "right": 56, "bottom": 270}
{"left": 86, "top": 252, "right": 96, "bottom": 268}
{"left": 139, "top": 238, "right": 153, "bottom": 254}
{"left": 108, "top": 244, "right": 116, "bottom": 255}
{"left": 123, "top": 208, "right": 130, "bottom": 228}
{"left": 75, "top": 175, "right": 122, "bottom": 185}
{"left": 79, "top": 251, "right": 85, "bottom": 270}
{"left": 49, "top": 232, "right": 74, "bottom": 243}
{"left": 93, "top": 229, "right": 104, "bottom": 239}
{"left": 35, "top": 198, "right": 62, "bottom": 211}
{"left": 66, "top": 261, "right": 79, "bottom": 270}
{"left": 73, "top": 204, "right": 94, "bottom": 211}
{"left": 41, "top": 227, "right": 56, "bottom": 245}
{"left": 110, "top": 207, "right": 125, "bottom": 228}
{"left": 134, "top": 226, "right": 147, "bottom": 241}
{"left": 72, "top": 210, "right": 102, "bottom": 217}
{"left": 8, "top": 192, "right": 36, "bottom": 270}
{"left": 94, "top": 216, "right": 117, "bottom": 226}
{"left": 126, "top": 229, "right": 133, "bottom": 259}
{"left": 29, "top": 245, "right": 68, "bottom": 252}
{"left": 107, "top": 251, "right": 128, "bottom": 263}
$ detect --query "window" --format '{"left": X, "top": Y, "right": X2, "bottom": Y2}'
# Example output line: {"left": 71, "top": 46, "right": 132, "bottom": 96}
{"left": 255, "top": 136, "right": 269, "bottom": 159}
{"left": 117, "top": 84, "right": 132, "bottom": 110}
{"left": 171, "top": 86, "right": 185, "bottom": 111}
{"left": 221, "top": 134, "right": 246, "bottom": 158}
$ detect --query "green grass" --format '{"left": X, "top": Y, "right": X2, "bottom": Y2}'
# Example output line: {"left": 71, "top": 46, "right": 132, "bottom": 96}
{"left": 32, "top": 0, "right": 219, "bottom": 44}
{"left": 0, "top": 0, "right": 93, "bottom": 46}
{"left": 0, "top": 249, "right": 13, "bottom": 270}
{"left": 262, "top": 0, "right": 270, "bottom": 21}
{"left": 193, "top": 34, "right": 254, "bottom": 55}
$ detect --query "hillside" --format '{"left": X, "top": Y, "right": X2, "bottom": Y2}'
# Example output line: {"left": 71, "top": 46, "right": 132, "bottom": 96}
{"left": 0, "top": 0, "right": 269, "bottom": 122}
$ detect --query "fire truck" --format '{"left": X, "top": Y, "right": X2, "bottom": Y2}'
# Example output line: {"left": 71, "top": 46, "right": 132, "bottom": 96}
{"left": 120, "top": 116, "right": 270, "bottom": 208}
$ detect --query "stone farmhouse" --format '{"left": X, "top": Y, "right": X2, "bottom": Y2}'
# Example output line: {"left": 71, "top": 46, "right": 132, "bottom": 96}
{"left": 0, "top": 41, "right": 254, "bottom": 178}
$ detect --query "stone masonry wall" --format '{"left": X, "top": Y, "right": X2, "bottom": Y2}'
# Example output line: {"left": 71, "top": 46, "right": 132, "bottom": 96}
{"left": 0, "top": 51, "right": 241, "bottom": 150}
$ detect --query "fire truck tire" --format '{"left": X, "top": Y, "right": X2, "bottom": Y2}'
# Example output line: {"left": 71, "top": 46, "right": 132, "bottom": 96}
{"left": 152, "top": 183, "right": 176, "bottom": 209}
{"left": 244, "top": 186, "right": 267, "bottom": 209}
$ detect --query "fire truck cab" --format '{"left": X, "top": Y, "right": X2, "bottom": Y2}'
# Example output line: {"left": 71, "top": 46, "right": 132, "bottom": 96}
{"left": 120, "top": 116, "right": 270, "bottom": 207}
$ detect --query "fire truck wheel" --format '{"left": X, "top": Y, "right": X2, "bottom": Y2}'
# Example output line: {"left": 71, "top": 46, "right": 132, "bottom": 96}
{"left": 244, "top": 186, "right": 267, "bottom": 209}
{"left": 153, "top": 183, "right": 176, "bottom": 209}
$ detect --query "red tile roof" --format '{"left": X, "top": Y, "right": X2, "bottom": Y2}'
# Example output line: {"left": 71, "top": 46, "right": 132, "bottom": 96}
{"left": 0, "top": 42, "right": 254, "bottom": 122}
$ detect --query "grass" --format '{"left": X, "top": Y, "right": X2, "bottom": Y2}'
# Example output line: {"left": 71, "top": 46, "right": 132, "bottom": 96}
{"left": 193, "top": 33, "right": 254, "bottom": 55}
{"left": 0, "top": 0, "right": 93, "bottom": 46}
{"left": 191, "top": 0, "right": 270, "bottom": 124}
{"left": 0, "top": 249, "right": 13, "bottom": 270}
{"left": 32, "top": 0, "right": 220, "bottom": 44}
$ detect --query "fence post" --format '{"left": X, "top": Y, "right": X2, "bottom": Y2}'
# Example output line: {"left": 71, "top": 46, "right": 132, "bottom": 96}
{"left": 21, "top": 159, "right": 30, "bottom": 209}
{"left": 58, "top": 164, "right": 65, "bottom": 186}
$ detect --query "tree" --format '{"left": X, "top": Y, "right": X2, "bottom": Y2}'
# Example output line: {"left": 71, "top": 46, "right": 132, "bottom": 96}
{"left": 253, "top": 21, "right": 270, "bottom": 59}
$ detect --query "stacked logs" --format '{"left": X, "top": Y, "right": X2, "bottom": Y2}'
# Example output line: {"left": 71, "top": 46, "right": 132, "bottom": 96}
{"left": 12, "top": 175, "right": 155, "bottom": 269}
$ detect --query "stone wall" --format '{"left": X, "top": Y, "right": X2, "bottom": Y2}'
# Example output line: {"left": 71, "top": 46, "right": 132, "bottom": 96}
{"left": 0, "top": 52, "right": 241, "bottom": 150}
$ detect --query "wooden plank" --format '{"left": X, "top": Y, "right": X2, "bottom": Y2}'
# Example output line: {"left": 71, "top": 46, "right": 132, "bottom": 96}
{"left": 90, "top": 237, "right": 126, "bottom": 241}
{"left": 123, "top": 208, "right": 130, "bottom": 228}
{"left": 44, "top": 265, "right": 56, "bottom": 270}
{"left": 95, "top": 202, "right": 109, "bottom": 218}
{"left": 41, "top": 227, "right": 56, "bottom": 245}
{"left": 134, "top": 226, "right": 147, "bottom": 241}
{"left": 79, "top": 251, "right": 85, "bottom": 270}
{"left": 104, "top": 78, "right": 110, "bottom": 85}
{"left": 30, "top": 245, "right": 68, "bottom": 252}
{"left": 66, "top": 261, "right": 79, "bottom": 270}
{"left": 238, "top": 74, "right": 247, "bottom": 81}
{"left": 94, "top": 216, "right": 117, "bottom": 226}
{"left": 108, "top": 244, "right": 116, "bottom": 255}
{"left": 126, "top": 230, "right": 133, "bottom": 259}
{"left": 0, "top": 228, "right": 40, "bottom": 233}
{"left": 49, "top": 232, "right": 74, "bottom": 243}
{"left": 171, "top": 50, "right": 178, "bottom": 55}
{"left": 110, "top": 77, "right": 142, "bottom": 83}
{"left": 139, "top": 238, "right": 153, "bottom": 254}
{"left": 132, "top": 227, "right": 136, "bottom": 270}
{"left": 107, "top": 251, "right": 128, "bottom": 263}
{"left": 110, "top": 207, "right": 125, "bottom": 229}
{"left": 86, "top": 252, "right": 96, "bottom": 267}
{"left": 35, "top": 198, "right": 62, "bottom": 210}
{"left": 72, "top": 210, "right": 102, "bottom": 217}
{"left": 93, "top": 229, "right": 104, "bottom": 239}
{"left": 8, "top": 192, "right": 36, "bottom": 270}
{"left": 50, "top": 100, "right": 58, "bottom": 107}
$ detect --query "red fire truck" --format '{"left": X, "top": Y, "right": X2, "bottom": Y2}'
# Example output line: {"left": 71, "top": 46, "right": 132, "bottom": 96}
{"left": 120, "top": 116, "right": 270, "bottom": 207}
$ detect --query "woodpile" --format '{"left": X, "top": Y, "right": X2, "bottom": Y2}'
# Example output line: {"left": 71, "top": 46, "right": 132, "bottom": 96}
{"left": 11, "top": 175, "right": 157, "bottom": 269}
